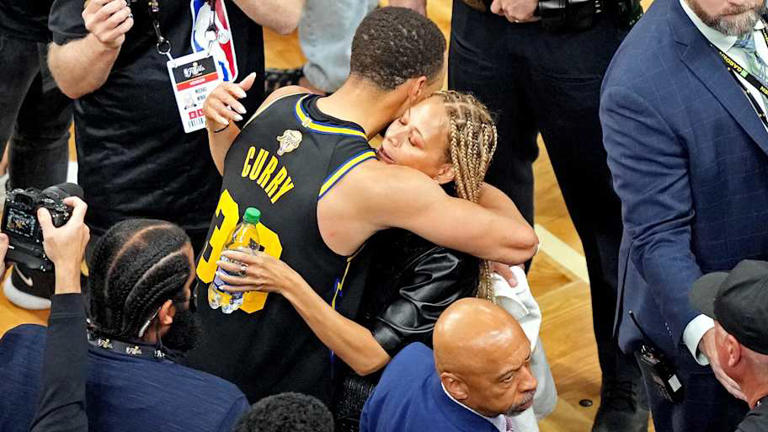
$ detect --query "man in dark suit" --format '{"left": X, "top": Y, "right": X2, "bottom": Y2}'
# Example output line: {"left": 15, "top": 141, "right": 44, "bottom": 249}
{"left": 360, "top": 298, "right": 537, "bottom": 432}
{"left": 600, "top": 0, "right": 768, "bottom": 428}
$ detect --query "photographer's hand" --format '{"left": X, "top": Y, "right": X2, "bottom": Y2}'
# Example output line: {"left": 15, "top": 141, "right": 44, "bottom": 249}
{"left": 490, "top": 0, "right": 539, "bottom": 23}
{"left": 38, "top": 197, "right": 90, "bottom": 295}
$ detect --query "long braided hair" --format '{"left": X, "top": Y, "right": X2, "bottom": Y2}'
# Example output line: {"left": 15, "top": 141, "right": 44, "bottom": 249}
{"left": 436, "top": 90, "right": 498, "bottom": 301}
{"left": 87, "top": 219, "right": 192, "bottom": 340}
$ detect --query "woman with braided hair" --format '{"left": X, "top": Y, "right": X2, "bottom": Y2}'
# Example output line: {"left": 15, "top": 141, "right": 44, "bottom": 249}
{"left": 216, "top": 91, "right": 547, "bottom": 426}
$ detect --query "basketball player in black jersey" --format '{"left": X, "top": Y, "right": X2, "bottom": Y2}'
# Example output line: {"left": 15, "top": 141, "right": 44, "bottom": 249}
{"left": 186, "top": 7, "right": 539, "bottom": 404}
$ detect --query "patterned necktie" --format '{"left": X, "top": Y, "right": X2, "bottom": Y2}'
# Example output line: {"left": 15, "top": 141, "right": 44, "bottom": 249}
{"left": 734, "top": 31, "right": 768, "bottom": 86}
{"left": 505, "top": 415, "right": 516, "bottom": 432}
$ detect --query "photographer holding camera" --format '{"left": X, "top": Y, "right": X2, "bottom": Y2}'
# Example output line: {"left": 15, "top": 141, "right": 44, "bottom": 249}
{"left": 29, "top": 197, "right": 90, "bottom": 432}
{"left": 0, "top": 201, "right": 251, "bottom": 431}
{"left": 400, "top": 0, "right": 646, "bottom": 430}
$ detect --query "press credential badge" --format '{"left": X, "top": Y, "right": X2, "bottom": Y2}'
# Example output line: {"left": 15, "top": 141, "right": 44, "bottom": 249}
{"left": 167, "top": 50, "right": 222, "bottom": 133}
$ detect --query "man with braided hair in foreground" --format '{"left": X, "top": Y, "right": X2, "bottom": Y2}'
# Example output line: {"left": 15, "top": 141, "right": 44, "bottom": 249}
{"left": 0, "top": 217, "right": 249, "bottom": 432}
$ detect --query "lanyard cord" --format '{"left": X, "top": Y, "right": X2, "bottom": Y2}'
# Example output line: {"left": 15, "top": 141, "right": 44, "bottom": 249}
{"left": 147, "top": 0, "right": 171, "bottom": 59}
{"left": 150, "top": 0, "right": 219, "bottom": 61}
{"left": 207, "top": 0, "right": 218, "bottom": 48}
{"left": 715, "top": 28, "right": 768, "bottom": 128}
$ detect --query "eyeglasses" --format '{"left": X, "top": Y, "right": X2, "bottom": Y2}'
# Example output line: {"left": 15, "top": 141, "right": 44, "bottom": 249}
{"left": 136, "top": 292, "right": 196, "bottom": 338}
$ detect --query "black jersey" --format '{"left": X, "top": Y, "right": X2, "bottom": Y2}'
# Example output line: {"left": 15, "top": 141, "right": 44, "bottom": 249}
{"left": 186, "top": 94, "right": 376, "bottom": 403}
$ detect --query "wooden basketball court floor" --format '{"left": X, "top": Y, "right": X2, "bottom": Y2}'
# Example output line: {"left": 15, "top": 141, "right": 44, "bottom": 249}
{"left": 0, "top": 2, "right": 657, "bottom": 431}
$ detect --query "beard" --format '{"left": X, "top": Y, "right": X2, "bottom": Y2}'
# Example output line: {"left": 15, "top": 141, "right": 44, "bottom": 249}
{"left": 505, "top": 390, "right": 536, "bottom": 416}
{"left": 161, "top": 307, "right": 202, "bottom": 352}
{"left": 689, "top": 0, "right": 767, "bottom": 36}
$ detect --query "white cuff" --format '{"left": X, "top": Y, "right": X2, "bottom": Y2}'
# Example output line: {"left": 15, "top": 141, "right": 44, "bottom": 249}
{"left": 683, "top": 314, "right": 715, "bottom": 366}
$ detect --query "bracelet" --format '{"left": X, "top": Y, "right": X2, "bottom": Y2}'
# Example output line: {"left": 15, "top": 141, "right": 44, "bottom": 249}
{"left": 213, "top": 123, "right": 230, "bottom": 134}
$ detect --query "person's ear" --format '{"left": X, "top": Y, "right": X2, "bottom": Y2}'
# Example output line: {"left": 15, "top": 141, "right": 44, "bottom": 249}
{"left": 725, "top": 334, "right": 742, "bottom": 368}
{"left": 408, "top": 76, "right": 429, "bottom": 104}
{"left": 441, "top": 372, "right": 469, "bottom": 401}
{"left": 433, "top": 163, "right": 455, "bottom": 184}
{"left": 158, "top": 299, "right": 176, "bottom": 326}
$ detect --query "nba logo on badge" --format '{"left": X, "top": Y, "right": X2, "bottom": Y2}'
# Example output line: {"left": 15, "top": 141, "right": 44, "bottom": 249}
{"left": 190, "top": 0, "right": 239, "bottom": 82}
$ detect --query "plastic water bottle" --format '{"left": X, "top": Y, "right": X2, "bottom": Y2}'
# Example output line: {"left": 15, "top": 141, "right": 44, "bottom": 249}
{"left": 208, "top": 207, "right": 262, "bottom": 314}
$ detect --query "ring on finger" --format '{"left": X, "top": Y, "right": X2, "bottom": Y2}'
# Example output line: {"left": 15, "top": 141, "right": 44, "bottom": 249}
{"left": 239, "top": 263, "right": 248, "bottom": 276}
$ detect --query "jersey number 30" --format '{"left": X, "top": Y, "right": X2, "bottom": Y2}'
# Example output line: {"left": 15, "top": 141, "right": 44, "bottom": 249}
{"left": 196, "top": 190, "right": 283, "bottom": 313}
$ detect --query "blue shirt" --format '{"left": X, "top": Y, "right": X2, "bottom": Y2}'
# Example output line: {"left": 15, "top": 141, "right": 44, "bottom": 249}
{"left": 0, "top": 324, "right": 249, "bottom": 432}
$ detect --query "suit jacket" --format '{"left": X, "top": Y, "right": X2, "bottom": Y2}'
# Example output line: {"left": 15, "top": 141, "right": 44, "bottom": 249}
{"left": 0, "top": 324, "right": 249, "bottom": 432}
{"left": 360, "top": 343, "right": 499, "bottom": 432}
{"left": 600, "top": 0, "right": 768, "bottom": 359}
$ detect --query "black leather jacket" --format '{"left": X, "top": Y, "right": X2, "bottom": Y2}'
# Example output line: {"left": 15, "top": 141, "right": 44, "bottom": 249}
{"left": 359, "top": 228, "right": 479, "bottom": 356}
{"left": 332, "top": 229, "right": 480, "bottom": 431}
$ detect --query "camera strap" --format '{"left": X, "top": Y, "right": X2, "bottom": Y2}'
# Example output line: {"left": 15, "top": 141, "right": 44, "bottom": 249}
{"left": 715, "top": 28, "right": 768, "bottom": 129}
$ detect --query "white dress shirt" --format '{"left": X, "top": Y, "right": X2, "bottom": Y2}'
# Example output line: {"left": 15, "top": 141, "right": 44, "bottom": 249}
{"left": 679, "top": 0, "right": 768, "bottom": 365}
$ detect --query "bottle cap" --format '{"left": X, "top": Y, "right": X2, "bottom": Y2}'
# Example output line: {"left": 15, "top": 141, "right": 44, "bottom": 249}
{"left": 243, "top": 207, "right": 261, "bottom": 224}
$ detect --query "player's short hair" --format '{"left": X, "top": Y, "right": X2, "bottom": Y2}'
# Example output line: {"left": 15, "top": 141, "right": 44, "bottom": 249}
{"left": 351, "top": 7, "right": 446, "bottom": 90}
{"left": 234, "top": 392, "right": 334, "bottom": 432}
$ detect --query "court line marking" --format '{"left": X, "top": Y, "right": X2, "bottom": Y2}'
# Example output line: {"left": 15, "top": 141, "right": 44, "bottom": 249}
{"left": 534, "top": 224, "right": 589, "bottom": 283}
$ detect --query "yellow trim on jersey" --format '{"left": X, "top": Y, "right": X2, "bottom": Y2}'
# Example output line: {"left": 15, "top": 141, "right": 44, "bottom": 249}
{"left": 294, "top": 96, "right": 368, "bottom": 139}
{"left": 318, "top": 150, "right": 377, "bottom": 199}
{"left": 331, "top": 244, "right": 367, "bottom": 310}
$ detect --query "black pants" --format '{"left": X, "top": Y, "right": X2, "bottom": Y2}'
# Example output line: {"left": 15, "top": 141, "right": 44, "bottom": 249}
{"left": 449, "top": 1, "right": 638, "bottom": 384}
{"left": 0, "top": 33, "right": 71, "bottom": 190}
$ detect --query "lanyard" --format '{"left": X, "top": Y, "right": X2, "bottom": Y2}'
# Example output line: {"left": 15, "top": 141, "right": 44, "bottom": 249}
{"left": 715, "top": 28, "right": 768, "bottom": 128}
{"left": 147, "top": 0, "right": 171, "bottom": 59}
{"left": 206, "top": 0, "right": 218, "bottom": 49}
{"left": 148, "top": 0, "right": 219, "bottom": 61}
{"left": 87, "top": 331, "right": 171, "bottom": 361}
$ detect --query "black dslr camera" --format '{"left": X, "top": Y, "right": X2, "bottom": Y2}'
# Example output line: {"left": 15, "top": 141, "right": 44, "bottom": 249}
{"left": 1, "top": 183, "right": 83, "bottom": 272}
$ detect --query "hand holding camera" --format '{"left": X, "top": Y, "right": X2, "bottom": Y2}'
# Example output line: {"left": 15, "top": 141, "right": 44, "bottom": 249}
{"left": 83, "top": 0, "right": 134, "bottom": 50}
{"left": 38, "top": 197, "right": 90, "bottom": 294}
{"left": 2, "top": 183, "right": 85, "bottom": 272}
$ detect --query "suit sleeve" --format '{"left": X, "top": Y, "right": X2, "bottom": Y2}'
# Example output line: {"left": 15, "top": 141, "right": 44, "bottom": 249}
{"left": 30, "top": 294, "right": 88, "bottom": 432}
{"left": 600, "top": 85, "right": 703, "bottom": 346}
{"left": 370, "top": 249, "right": 476, "bottom": 356}
{"left": 216, "top": 396, "right": 250, "bottom": 432}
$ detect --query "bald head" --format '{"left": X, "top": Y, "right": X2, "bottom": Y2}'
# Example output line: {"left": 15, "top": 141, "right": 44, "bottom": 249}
{"left": 434, "top": 298, "right": 527, "bottom": 373}
{"left": 433, "top": 298, "right": 536, "bottom": 417}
